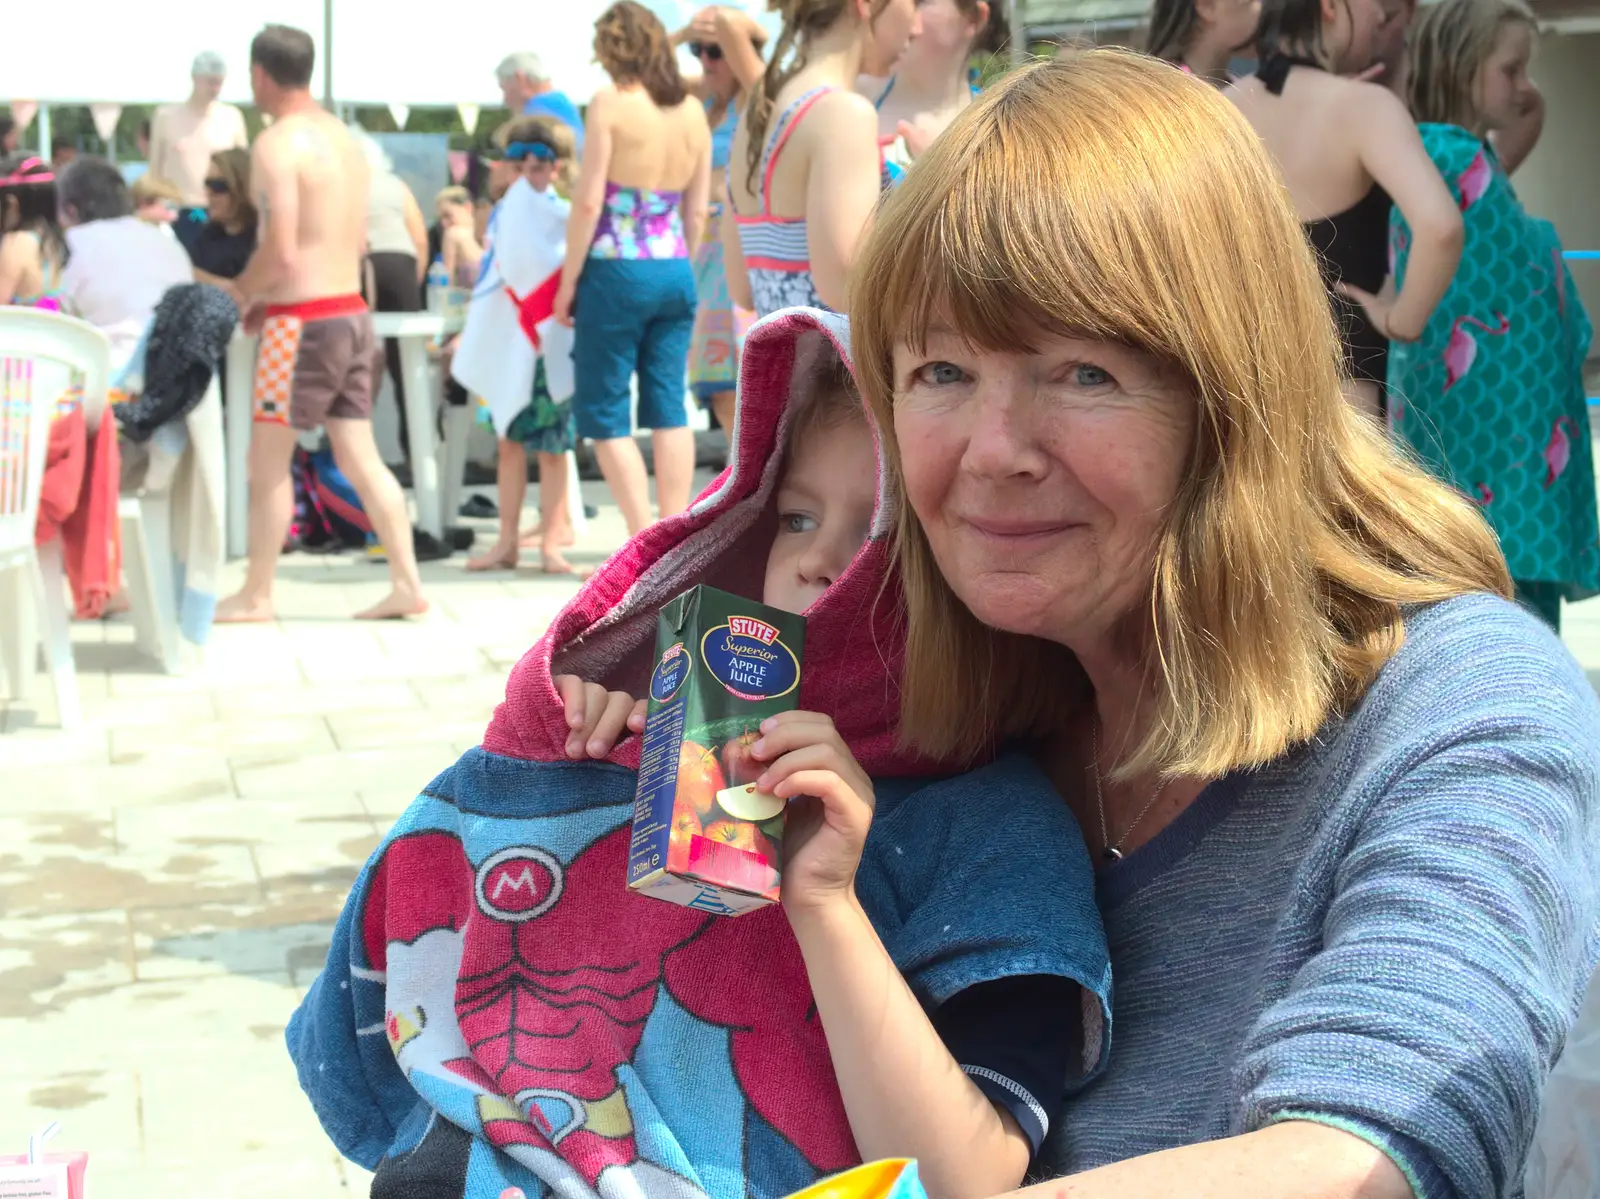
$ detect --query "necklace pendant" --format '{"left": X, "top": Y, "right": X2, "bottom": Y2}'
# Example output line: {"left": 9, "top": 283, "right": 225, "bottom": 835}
{"left": 1103, "top": 846, "right": 1124, "bottom": 862}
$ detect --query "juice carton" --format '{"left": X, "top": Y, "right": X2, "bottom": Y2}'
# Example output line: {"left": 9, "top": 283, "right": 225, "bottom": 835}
{"left": 628, "top": 585, "right": 806, "bottom": 916}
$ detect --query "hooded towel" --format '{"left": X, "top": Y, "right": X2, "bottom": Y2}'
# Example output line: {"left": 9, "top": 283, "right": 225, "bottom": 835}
{"left": 287, "top": 309, "right": 1111, "bottom": 1199}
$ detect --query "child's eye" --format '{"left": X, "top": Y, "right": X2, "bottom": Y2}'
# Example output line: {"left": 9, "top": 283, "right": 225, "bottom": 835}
{"left": 780, "top": 512, "right": 818, "bottom": 534}
{"left": 915, "top": 362, "right": 967, "bottom": 386}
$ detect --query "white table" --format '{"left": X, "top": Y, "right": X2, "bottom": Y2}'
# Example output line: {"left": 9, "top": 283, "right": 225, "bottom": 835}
{"left": 224, "top": 310, "right": 462, "bottom": 558}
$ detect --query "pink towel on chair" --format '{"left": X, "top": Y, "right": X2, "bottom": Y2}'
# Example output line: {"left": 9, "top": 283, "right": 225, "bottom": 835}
{"left": 34, "top": 405, "right": 86, "bottom": 546}
{"left": 60, "top": 415, "right": 121, "bottom": 619}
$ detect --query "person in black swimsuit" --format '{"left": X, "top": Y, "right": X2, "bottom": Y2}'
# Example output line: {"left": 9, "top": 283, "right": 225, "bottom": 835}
{"left": 1227, "top": 0, "right": 1462, "bottom": 420}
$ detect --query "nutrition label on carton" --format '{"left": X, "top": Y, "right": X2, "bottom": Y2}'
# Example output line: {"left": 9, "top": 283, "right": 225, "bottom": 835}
{"left": 630, "top": 662, "right": 688, "bottom": 879}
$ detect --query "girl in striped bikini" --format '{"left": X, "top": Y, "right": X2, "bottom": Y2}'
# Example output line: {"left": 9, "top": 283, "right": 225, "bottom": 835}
{"left": 724, "top": 0, "right": 921, "bottom": 318}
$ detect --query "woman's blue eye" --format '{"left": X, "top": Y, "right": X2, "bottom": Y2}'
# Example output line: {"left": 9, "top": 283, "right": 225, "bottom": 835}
{"left": 919, "top": 362, "right": 965, "bottom": 386}
{"left": 1074, "top": 365, "right": 1111, "bottom": 387}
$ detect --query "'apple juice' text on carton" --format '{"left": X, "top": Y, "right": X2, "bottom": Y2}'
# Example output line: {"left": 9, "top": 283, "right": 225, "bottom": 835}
{"left": 628, "top": 585, "right": 806, "bottom": 916}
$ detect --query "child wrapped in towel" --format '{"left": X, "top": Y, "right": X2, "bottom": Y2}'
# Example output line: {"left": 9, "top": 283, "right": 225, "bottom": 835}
{"left": 286, "top": 309, "right": 1112, "bottom": 1199}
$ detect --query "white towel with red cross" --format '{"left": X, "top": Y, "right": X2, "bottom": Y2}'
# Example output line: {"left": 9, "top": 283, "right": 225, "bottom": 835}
{"left": 450, "top": 177, "right": 576, "bottom": 438}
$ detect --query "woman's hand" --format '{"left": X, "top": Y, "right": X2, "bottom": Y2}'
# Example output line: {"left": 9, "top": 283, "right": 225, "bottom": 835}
{"left": 687, "top": 7, "right": 722, "bottom": 43}
{"left": 896, "top": 119, "right": 936, "bottom": 162}
{"left": 751, "top": 711, "right": 875, "bottom": 912}
{"left": 552, "top": 674, "right": 647, "bottom": 759}
{"left": 552, "top": 271, "right": 577, "bottom": 327}
{"left": 1337, "top": 275, "right": 1419, "bottom": 342}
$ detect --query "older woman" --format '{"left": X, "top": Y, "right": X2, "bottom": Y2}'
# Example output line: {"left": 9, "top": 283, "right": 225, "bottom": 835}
{"left": 851, "top": 51, "right": 1600, "bottom": 1197}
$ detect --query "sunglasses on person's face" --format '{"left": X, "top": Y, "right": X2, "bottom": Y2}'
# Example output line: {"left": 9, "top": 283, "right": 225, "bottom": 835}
{"left": 204, "top": 177, "right": 230, "bottom": 195}
{"left": 502, "top": 141, "right": 558, "bottom": 163}
{"left": 687, "top": 41, "right": 724, "bottom": 61}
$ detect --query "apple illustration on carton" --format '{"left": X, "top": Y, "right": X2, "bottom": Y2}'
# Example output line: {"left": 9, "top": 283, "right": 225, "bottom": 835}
{"left": 627, "top": 586, "right": 806, "bottom": 916}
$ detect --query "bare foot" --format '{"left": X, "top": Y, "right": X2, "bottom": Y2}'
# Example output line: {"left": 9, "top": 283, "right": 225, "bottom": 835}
{"left": 353, "top": 590, "right": 430, "bottom": 620}
{"left": 101, "top": 590, "right": 131, "bottom": 617}
{"left": 540, "top": 547, "right": 593, "bottom": 578}
{"left": 466, "top": 544, "right": 519, "bottom": 571}
{"left": 215, "top": 591, "right": 276, "bottom": 624}
{"left": 520, "top": 522, "right": 575, "bottom": 549}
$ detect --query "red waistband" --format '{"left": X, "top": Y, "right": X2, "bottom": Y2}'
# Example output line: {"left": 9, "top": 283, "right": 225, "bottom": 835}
{"left": 264, "top": 294, "right": 368, "bottom": 321}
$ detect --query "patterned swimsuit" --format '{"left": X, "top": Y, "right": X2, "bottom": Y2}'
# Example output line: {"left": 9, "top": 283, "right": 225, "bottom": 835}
{"left": 734, "top": 89, "right": 835, "bottom": 317}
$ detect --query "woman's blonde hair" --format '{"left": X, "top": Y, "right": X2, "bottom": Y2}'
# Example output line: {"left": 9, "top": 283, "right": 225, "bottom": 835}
{"left": 435, "top": 185, "right": 470, "bottom": 211}
{"left": 850, "top": 49, "right": 1511, "bottom": 779}
{"left": 1406, "top": 0, "right": 1535, "bottom": 130}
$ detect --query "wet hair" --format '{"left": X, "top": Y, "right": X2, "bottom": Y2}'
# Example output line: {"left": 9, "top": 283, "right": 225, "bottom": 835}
{"left": 251, "top": 24, "right": 316, "bottom": 89}
{"left": 1255, "top": 0, "right": 1332, "bottom": 61}
{"left": 57, "top": 155, "right": 133, "bottom": 224}
{"left": 850, "top": 50, "right": 1509, "bottom": 773}
{"left": 957, "top": 0, "right": 1010, "bottom": 55}
{"left": 0, "top": 154, "right": 66, "bottom": 271}
{"left": 744, "top": 0, "right": 891, "bottom": 194}
{"left": 1406, "top": 0, "right": 1535, "bottom": 128}
{"left": 594, "top": 2, "right": 688, "bottom": 108}
{"left": 208, "top": 148, "right": 257, "bottom": 229}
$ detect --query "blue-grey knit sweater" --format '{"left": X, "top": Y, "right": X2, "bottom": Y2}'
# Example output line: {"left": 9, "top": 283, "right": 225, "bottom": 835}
{"left": 1042, "top": 594, "right": 1600, "bottom": 1198}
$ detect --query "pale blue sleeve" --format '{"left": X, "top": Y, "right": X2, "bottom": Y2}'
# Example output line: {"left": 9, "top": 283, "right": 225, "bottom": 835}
{"left": 1237, "top": 603, "right": 1600, "bottom": 1198}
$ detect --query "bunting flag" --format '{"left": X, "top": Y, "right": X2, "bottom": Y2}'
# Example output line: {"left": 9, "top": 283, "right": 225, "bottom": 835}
{"left": 9, "top": 101, "right": 37, "bottom": 133}
{"left": 389, "top": 103, "right": 410, "bottom": 131}
{"left": 89, "top": 103, "right": 122, "bottom": 143}
{"left": 458, "top": 103, "right": 480, "bottom": 135}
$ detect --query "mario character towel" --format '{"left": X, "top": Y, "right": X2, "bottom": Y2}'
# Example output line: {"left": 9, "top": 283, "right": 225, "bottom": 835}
{"left": 287, "top": 309, "right": 1112, "bottom": 1199}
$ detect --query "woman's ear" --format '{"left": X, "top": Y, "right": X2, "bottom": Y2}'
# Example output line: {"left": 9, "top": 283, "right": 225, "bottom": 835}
{"left": 1320, "top": 0, "right": 1342, "bottom": 29}
{"left": 970, "top": 0, "right": 992, "bottom": 38}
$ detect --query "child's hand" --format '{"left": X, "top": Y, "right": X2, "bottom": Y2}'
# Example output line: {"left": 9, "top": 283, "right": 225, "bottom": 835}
{"left": 552, "top": 674, "right": 647, "bottom": 759}
{"left": 750, "top": 711, "right": 875, "bottom": 913}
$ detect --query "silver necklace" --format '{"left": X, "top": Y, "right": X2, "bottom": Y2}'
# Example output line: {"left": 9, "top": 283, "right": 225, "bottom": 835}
{"left": 1092, "top": 719, "right": 1168, "bottom": 862}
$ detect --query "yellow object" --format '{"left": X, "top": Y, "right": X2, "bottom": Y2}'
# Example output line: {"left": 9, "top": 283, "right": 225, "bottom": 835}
{"left": 783, "top": 1160, "right": 919, "bottom": 1199}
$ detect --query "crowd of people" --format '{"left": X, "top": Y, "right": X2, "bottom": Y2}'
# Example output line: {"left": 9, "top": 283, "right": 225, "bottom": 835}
{"left": 5, "top": 0, "right": 1600, "bottom": 1196}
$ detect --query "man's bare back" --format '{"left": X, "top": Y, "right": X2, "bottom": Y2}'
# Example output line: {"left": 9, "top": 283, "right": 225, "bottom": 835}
{"left": 252, "top": 108, "right": 367, "bottom": 303}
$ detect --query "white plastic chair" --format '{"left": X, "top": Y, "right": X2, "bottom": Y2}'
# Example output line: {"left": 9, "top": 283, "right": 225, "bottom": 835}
{"left": 0, "top": 309, "right": 111, "bottom": 730}
{"left": 119, "top": 491, "right": 181, "bottom": 675}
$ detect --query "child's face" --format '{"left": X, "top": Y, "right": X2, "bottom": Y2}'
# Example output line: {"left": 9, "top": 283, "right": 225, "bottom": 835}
{"left": 520, "top": 158, "right": 559, "bottom": 191}
{"left": 762, "top": 414, "right": 877, "bottom": 615}
{"left": 1476, "top": 21, "right": 1535, "bottom": 134}
{"left": 137, "top": 199, "right": 176, "bottom": 225}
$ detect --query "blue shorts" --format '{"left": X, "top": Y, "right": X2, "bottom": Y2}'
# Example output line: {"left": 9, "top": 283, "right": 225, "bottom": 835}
{"left": 571, "top": 258, "right": 696, "bottom": 441}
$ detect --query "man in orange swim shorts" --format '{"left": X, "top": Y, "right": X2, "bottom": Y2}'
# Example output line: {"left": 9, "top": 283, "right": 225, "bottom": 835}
{"left": 217, "top": 24, "right": 426, "bottom": 622}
